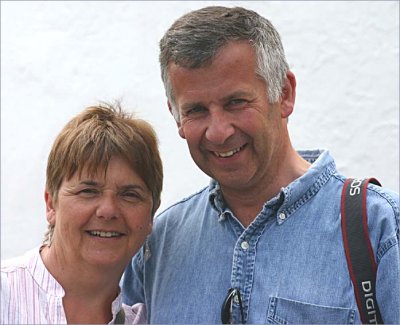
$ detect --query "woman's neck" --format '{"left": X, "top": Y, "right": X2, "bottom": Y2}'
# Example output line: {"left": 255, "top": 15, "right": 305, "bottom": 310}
{"left": 40, "top": 245, "right": 123, "bottom": 324}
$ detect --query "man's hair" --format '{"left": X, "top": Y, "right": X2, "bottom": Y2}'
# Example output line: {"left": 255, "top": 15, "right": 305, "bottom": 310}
{"left": 159, "top": 6, "right": 289, "bottom": 121}
{"left": 43, "top": 102, "right": 163, "bottom": 245}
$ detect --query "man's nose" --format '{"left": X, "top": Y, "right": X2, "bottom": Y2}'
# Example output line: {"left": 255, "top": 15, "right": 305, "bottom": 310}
{"left": 205, "top": 109, "right": 235, "bottom": 145}
{"left": 96, "top": 194, "right": 119, "bottom": 220}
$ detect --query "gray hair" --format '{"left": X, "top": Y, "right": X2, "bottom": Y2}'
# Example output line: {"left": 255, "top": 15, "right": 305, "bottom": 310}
{"left": 159, "top": 6, "right": 289, "bottom": 121}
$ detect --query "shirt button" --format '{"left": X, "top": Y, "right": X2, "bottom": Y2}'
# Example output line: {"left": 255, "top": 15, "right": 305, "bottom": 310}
{"left": 241, "top": 241, "right": 249, "bottom": 250}
{"left": 278, "top": 212, "right": 286, "bottom": 220}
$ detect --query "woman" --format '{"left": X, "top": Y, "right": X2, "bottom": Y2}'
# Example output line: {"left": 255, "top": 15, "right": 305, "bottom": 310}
{"left": 1, "top": 103, "right": 163, "bottom": 324}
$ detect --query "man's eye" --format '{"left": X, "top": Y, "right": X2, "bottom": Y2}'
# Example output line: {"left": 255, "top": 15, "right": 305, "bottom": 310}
{"left": 124, "top": 192, "right": 138, "bottom": 197}
{"left": 186, "top": 106, "right": 206, "bottom": 115}
{"left": 229, "top": 98, "right": 247, "bottom": 106}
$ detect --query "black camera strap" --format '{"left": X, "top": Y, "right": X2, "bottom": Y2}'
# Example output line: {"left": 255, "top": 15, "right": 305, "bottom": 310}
{"left": 341, "top": 178, "right": 383, "bottom": 324}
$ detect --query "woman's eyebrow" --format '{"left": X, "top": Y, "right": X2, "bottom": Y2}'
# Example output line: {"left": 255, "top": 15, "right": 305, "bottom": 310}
{"left": 79, "top": 180, "right": 99, "bottom": 186}
{"left": 119, "top": 184, "right": 147, "bottom": 192}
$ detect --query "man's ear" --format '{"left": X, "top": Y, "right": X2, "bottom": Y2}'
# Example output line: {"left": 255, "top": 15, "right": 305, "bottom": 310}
{"left": 45, "top": 190, "right": 56, "bottom": 226}
{"left": 167, "top": 101, "right": 186, "bottom": 139}
{"left": 280, "top": 71, "right": 296, "bottom": 119}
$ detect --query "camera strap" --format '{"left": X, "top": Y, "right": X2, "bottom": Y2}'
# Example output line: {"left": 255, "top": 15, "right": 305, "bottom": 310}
{"left": 341, "top": 178, "right": 383, "bottom": 324}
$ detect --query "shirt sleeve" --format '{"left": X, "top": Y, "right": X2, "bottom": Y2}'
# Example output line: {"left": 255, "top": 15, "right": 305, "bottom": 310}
{"left": 371, "top": 187, "right": 400, "bottom": 323}
{"left": 1, "top": 271, "right": 11, "bottom": 324}
{"left": 121, "top": 247, "right": 145, "bottom": 306}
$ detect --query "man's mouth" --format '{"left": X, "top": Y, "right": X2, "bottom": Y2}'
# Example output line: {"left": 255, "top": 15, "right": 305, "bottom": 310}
{"left": 87, "top": 230, "right": 124, "bottom": 238}
{"left": 213, "top": 145, "right": 246, "bottom": 158}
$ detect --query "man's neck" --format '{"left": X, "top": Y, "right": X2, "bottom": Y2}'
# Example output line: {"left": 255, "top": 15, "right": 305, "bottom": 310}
{"left": 221, "top": 149, "right": 310, "bottom": 228}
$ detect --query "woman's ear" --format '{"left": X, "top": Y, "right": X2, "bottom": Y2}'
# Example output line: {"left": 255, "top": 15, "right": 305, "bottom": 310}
{"left": 45, "top": 190, "right": 56, "bottom": 226}
{"left": 280, "top": 71, "right": 296, "bottom": 119}
{"left": 146, "top": 221, "right": 153, "bottom": 237}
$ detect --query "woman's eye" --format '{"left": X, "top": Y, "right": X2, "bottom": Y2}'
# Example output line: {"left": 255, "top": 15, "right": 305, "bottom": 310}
{"left": 78, "top": 188, "right": 99, "bottom": 196}
{"left": 121, "top": 191, "right": 142, "bottom": 201}
{"left": 124, "top": 192, "right": 137, "bottom": 197}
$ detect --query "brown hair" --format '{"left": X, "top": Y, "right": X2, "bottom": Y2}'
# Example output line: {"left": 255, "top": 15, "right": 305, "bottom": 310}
{"left": 44, "top": 102, "right": 163, "bottom": 245}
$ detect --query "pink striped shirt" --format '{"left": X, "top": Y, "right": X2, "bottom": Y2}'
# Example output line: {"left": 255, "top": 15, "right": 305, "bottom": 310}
{"left": 1, "top": 247, "right": 146, "bottom": 324}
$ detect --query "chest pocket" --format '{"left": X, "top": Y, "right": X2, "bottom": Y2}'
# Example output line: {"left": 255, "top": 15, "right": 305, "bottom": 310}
{"left": 266, "top": 297, "right": 356, "bottom": 324}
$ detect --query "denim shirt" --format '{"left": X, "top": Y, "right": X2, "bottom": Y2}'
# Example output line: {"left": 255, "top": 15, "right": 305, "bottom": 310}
{"left": 122, "top": 150, "right": 400, "bottom": 324}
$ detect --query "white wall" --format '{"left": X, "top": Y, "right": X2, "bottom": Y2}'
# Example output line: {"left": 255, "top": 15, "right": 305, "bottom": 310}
{"left": 1, "top": 1, "right": 399, "bottom": 259}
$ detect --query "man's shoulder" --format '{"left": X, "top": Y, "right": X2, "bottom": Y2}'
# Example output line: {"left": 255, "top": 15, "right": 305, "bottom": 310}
{"left": 331, "top": 174, "right": 399, "bottom": 207}
{"left": 140, "top": 185, "right": 216, "bottom": 264}
{"left": 365, "top": 182, "right": 399, "bottom": 232}
{"left": 165, "top": 185, "right": 210, "bottom": 206}
{"left": 344, "top": 179, "right": 400, "bottom": 262}
{"left": 152, "top": 185, "right": 212, "bottom": 228}
{"left": 367, "top": 181, "right": 399, "bottom": 207}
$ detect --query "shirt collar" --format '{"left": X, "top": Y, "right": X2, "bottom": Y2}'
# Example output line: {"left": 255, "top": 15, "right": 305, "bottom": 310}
{"left": 207, "top": 149, "right": 336, "bottom": 223}
{"left": 29, "top": 246, "right": 125, "bottom": 322}
{"left": 278, "top": 149, "right": 336, "bottom": 221}
{"left": 209, "top": 180, "right": 223, "bottom": 213}
{"left": 109, "top": 290, "right": 124, "bottom": 324}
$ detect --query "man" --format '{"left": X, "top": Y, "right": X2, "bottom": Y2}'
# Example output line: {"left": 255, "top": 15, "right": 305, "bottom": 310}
{"left": 122, "top": 6, "right": 400, "bottom": 324}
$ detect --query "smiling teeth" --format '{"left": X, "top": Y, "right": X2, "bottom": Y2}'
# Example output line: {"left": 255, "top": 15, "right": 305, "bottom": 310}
{"left": 215, "top": 146, "right": 242, "bottom": 158}
{"left": 89, "top": 231, "right": 122, "bottom": 238}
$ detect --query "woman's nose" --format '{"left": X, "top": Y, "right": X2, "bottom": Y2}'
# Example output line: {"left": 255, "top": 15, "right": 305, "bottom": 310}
{"left": 96, "top": 194, "right": 119, "bottom": 220}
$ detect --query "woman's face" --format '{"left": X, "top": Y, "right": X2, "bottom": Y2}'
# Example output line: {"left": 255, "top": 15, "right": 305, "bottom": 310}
{"left": 45, "top": 156, "right": 153, "bottom": 270}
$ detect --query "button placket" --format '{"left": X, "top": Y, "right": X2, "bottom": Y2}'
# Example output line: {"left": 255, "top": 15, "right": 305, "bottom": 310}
{"left": 241, "top": 241, "right": 249, "bottom": 250}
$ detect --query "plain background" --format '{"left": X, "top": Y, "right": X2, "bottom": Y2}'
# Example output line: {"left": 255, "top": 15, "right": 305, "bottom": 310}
{"left": 1, "top": 1, "right": 399, "bottom": 259}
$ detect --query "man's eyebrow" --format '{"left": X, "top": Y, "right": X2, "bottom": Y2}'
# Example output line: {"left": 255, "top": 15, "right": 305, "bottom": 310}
{"left": 221, "top": 90, "right": 253, "bottom": 102}
{"left": 180, "top": 91, "right": 254, "bottom": 111}
{"left": 181, "top": 101, "right": 204, "bottom": 111}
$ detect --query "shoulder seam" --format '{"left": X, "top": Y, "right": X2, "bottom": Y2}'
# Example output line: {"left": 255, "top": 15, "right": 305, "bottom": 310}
{"left": 155, "top": 185, "right": 210, "bottom": 217}
{"left": 376, "top": 235, "right": 398, "bottom": 263}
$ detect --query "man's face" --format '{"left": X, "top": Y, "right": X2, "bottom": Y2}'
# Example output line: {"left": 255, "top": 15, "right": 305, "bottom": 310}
{"left": 168, "top": 41, "right": 289, "bottom": 193}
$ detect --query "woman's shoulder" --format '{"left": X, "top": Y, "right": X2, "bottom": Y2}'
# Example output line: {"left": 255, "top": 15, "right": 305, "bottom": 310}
{"left": 1, "top": 246, "right": 39, "bottom": 273}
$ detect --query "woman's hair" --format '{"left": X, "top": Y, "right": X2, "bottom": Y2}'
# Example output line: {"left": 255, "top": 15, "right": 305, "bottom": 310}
{"left": 159, "top": 6, "right": 289, "bottom": 121}
{"left": 43, "top": 102, "right": 163, "bottom": 246}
